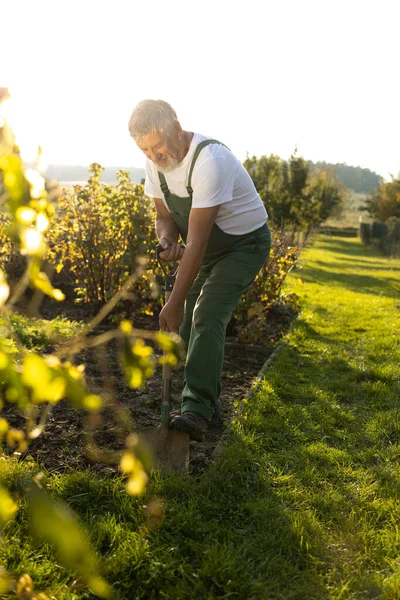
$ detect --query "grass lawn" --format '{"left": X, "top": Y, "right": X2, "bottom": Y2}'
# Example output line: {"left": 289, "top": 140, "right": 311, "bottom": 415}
{"left": 2, "top": 234, "right": 400, "bottom": 599}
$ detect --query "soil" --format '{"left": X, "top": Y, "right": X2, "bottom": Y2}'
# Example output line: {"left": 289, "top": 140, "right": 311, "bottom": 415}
{"left": 4, "top": 301, "right": 296, "bottom": 477}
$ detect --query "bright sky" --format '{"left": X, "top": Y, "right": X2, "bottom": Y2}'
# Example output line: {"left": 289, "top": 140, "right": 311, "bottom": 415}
{"left": 2, "top": 0, "right": 399, "bottom": 180}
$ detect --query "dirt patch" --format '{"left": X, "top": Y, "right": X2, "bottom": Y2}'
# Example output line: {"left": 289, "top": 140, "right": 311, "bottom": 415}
{"left": 4, "top": 302, "right": 296, "bottom": 476}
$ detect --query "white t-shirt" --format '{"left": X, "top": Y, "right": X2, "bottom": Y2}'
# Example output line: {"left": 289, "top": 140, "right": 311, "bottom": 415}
{"left": 144, "top": 133, "right": 268, "bottom": 235}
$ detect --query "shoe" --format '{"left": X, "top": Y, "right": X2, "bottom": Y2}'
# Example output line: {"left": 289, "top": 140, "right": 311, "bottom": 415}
{"left": 169, "top": 411, "right": 208, "bottom": 442}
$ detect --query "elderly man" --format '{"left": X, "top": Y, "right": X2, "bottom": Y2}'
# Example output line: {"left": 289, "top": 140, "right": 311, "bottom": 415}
{"left": 128, "top": 99, "right": 271, "bottom": 441}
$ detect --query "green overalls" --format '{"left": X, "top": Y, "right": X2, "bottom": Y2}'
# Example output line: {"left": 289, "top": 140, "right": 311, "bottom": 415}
{"left": 158, "top": 140, "right": 271, "bottom": 421}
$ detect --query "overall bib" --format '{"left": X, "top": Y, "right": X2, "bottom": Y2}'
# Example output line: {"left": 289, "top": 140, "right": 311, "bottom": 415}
{"left": 158, "top": 140, "right": 271, "bottom": 421}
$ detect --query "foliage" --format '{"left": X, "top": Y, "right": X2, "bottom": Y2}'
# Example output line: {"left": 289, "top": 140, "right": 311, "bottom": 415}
{"left": 47, "top": 164, "right": 157, "bottom": 307}
{"left": 232, "top": 229, "right": 299, "bottom": 343}
{"left": 244, "top": 151, "right": 345, "bottom": 231}
{"left": 359, "top": 177, "right": 400, "bottom": 257}
{"left": 0, "top": 211, "right": 25, "bottom": 279}
{"left": 363, "top": 176, "right": 400, "bottom": 222}
{"left": 359, "top": 221, "right": 371, "bottom": 244}
{"left": 360, "top": 218, "right": 400, "bottom": 258}
{"left": 0, "top": 92, "right": 181, "bottom": 598}
{"left": 305, "top": 169, "right": 345, "bottom": 230}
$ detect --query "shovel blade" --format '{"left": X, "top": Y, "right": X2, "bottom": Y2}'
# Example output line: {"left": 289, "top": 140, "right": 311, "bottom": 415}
{"left": 139, "top": 427, "right": 190, "bottom": 473}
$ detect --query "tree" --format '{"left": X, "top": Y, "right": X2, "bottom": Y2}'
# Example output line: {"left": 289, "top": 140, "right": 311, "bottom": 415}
{"left": 364, "top": 177, "right": 400, "bottom": 222}
{"left": 243, "top": 152, "right": 344, "bottom": 231}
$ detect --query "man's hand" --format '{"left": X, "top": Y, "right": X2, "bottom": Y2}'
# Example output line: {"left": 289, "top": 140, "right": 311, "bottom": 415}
{"left": 158, "top": 236, "right": 184, "bottom": 262}
{"left": 159, "top": 299, "right": 184, "bottom": 334}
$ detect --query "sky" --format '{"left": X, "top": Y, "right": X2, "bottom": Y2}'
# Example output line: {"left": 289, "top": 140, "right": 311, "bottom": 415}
{"left": 1, "top": 0, "right": 399, "bottom": 180}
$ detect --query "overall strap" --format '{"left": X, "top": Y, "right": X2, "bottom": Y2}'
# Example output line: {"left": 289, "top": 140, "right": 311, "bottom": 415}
{"left": 187, "top": 139, "right": 229, "bottom": 197}
{"left": 158, "top": 172, "right": 170, "bottom": 198}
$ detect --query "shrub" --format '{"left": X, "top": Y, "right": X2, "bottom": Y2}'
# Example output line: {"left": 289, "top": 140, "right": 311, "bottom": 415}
{"left": 379, "top": 218, "right": 400, "bottom": 257}
{"left": 371, "top": 221, "right": 389, "bottom": 239}
{"left": 48, "top": 164, "right": 157, "bottom": 308}
{"left": 359, "top": 222, "right": 371, "bottom": 244}
{"left": 232, "top": 229, "right": 299, "bottom": 343}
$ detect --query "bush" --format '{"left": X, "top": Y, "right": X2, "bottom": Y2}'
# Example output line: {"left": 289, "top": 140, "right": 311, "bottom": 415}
{"left": 47, "top": 164, "right": 157, "bottom": 308}
{"left": 232, "top": 229, "right": 299, "bottom": 343}
{"left": 371, "top": 221, "right": 389, "bottom": 239}
{"left": 359, "top": 222, "right": 371, "bottom": 244}
{"left": 379, "top": 218, "right": 400, "bottom": 257}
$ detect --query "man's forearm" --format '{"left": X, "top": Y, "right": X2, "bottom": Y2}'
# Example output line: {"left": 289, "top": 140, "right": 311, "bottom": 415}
{"left": 156, "top": 217, "right": 179, "bottom": 243}
{"left": 168, "top": 240, "right": 207, "bottom": 306}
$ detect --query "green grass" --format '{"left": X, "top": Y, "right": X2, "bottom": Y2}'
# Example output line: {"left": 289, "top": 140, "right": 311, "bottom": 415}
{"left": 2, "top": 235, "right": 400, "bottom": 599}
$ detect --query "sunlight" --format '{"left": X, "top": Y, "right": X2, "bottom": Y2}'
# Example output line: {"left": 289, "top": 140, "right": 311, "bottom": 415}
{"left": 1, "top": 91, "right": 44, "bottom": 168}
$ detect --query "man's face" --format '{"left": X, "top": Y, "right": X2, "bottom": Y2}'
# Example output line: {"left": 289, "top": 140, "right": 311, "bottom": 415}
{"left": 137, "top": 130, "right": 179, "bottom": 173}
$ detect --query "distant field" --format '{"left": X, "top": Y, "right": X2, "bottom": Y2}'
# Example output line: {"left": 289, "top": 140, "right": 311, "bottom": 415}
{"left": 58, "top": 181, "right": 88, "bottom": 189}
{"left": 323, "top": 192, "right": 371, "bottom": 229}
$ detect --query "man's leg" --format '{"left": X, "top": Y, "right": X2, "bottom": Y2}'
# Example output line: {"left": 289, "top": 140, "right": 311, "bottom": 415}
{"left": 179, "top": 267, "right": 208, "bottom": 349}
{"left": 171, "top": 233, "right": 271, "bottom": 439}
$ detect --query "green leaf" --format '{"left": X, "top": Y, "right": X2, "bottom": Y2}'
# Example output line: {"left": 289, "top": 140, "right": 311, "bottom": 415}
{"left": 27, "top": 485, "right": 113, "bottom": 598}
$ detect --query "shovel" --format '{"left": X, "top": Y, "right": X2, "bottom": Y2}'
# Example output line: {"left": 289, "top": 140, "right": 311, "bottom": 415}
{"left": 139, "top": 244, "right": 190, "bottom": 473}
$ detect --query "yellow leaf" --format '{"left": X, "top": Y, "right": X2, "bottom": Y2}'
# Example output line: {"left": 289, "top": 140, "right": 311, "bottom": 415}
{"left": 36, "top": 212, "right": 49, "bottom": 232}
{"left": 31, "top": 271, "right": 65, "bottom": 301}
{"left": 22, "top": 354, "right": 51, "bottom": 388}
{"left": 120, "top": 320, "right": 132, "bottom": 333}
{"left": 155, "top": 331, "right": 174, "bottom": 351}
{"left": 0, "top": 270, "right": 9, "bottom": 307}
{"left": 43, "top": 377, "right": 66, "bottom": 403}
{"left": 45, "top": 355, "right": 60, "bottom": 368}
{"left": 0, "top": 351, "right": 10, "bottom": 370}
{"left": 83, "top": 394, "right": 102, "bottom": 410}
{"left": 132, "top": 339, "right": 153, "bottom": 357}
{"left": 120, "top": 451, "right": 136, "bottom": 474}
{"left": 52, "top": 288, "right": 65, "bottom": 301}
{"left": 87, "top": 576, "right": 114, "bottom": 600}
{"left": 16, "top": 574, "right": 33, "bottom": 595}
{"left": 20, "top": 227, "right": 46, "bottom": 257}
{"left": 16, "top": 206, "right": 36, "bottom": 225}
{"left": 0, "top": 486, "right": 18, "bottom": 524}
{"left": 6, "top": 428, "right": 24, "bottom": 447}
{"left": 0, "top": 568, "right": 11, "bottom": 595}
{"left": 25, "top": 168, "right": 45, "bottom": 199}
{"left": 126, "top": 470, "right": 148, "bottom": 496}
{"left": 126, "top": 366, "right": 143, "bottom": 388}
{"left": 0, "top": 418, "right": 9, "bottom": 436}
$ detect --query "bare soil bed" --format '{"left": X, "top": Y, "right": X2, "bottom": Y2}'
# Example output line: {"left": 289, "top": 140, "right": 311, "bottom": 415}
{"left": 5, "top": 302, "right": 296, "bottom": 476}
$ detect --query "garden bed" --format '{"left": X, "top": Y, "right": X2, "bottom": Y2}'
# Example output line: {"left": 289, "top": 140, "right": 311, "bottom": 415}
{"left": 7, "top": 301, "right": 296, "bottom": 476}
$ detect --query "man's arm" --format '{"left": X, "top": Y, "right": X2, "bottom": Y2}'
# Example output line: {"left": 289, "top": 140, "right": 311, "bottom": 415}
{"left": 159, "top": 205, "right": 220, "bottom": 332}
{"left": 154, "top": 198, "right": 183, "bottom": 261}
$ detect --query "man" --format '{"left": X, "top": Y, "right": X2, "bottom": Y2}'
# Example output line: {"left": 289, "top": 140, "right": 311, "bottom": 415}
{"left": 128, "top": 99, "right": 271, "bottom": 441}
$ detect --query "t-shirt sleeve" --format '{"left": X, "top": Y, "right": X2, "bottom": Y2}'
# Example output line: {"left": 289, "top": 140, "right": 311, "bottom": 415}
{"left": 191, "top": 153, "right": 238, "bottom": 208}
{"left": 144, "top": 159, "right": 163, "bottom": 199}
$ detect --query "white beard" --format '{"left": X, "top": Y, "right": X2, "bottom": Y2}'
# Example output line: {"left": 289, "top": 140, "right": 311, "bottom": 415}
{"left": 153, "top": 156, "right": 179, "bottom": 174}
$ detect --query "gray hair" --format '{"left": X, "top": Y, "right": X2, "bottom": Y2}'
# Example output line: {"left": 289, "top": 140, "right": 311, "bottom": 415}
{"left": 128, "top": 99, "right": 178, "bottom": 141}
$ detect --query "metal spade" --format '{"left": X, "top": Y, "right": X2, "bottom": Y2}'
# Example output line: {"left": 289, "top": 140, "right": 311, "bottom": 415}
{"left": 139, "top": 244, "right": 189, "bottom": 473}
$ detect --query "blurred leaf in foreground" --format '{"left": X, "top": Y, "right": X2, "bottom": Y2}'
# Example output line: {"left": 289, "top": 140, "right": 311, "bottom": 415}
{"left": 27, "top": 484, "right": 114, "bottom": 599}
